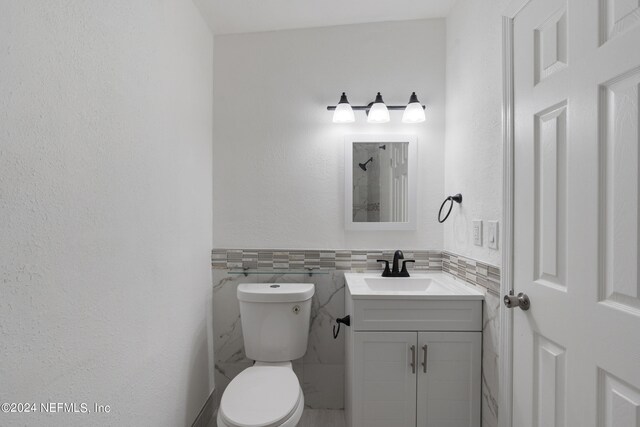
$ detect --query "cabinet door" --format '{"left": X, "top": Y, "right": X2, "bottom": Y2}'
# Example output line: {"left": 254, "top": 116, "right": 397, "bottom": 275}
{"left": 353, "top": 332, "right": 417, "bottom": 427}
{"left": 416, "top": 332, "right": 481, "bottom": 427}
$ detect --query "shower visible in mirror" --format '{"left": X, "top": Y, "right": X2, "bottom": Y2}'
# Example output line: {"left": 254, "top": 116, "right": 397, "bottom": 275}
{"left": 358, "top": 157, "right": 373, "bottom": 171}
{"left": 345, "top": 135, "right": 417, "bottom": 230}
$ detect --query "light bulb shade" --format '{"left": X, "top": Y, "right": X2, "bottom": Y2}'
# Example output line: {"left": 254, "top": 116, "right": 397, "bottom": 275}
{"left": 402, "top": 92, "right": 425, "bottom": 123}
{"left": 402, "top": 102, "right": 425, "bottom": 123}
{"left": 333, "top": 92, "right": 355, "bottom": 123}
{"left": 333, "top": 103, "right": 355, "bottom": 123}
{"left": 367, "top": 92, "right": 389, "bottom": 123}
{"left": 368, "top": 103, "right": 390, "bottom": 123}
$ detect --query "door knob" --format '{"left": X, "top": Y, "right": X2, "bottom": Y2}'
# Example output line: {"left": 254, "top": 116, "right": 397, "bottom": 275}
{"left": 503, "top": 290, "right": 530, "bottom": 311}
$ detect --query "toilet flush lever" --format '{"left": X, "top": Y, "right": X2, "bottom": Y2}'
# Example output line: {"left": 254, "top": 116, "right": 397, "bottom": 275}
{"left": 332, "top": 315, "right": 351, "bottom": 339}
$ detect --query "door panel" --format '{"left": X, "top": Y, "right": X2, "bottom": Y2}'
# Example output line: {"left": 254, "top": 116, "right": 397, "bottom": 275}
{"left": 532, "top": 334, "right": 566, "bottom": 427}
{"left": 534, "top": 5, "right": 567, "bottom": 84}
{"left": 534, "top": 101, "right": 568, "bottom": 290}
{"left": 600, "top": 0, "right": 640, "bottom": 45}
{"left": 416, "top": 332, "right": 481, "bottom": 427}
{"left": 598, "top": 369, "right": 640, "bottom": 427}
{"left": 512, "top": 0, "right": 640, "bottom": 426}
{"left": 600, "top": 68, "right": 640, "bottom": 312}
{"left": 353, "top": 332, "right": 417, "bottom": 427}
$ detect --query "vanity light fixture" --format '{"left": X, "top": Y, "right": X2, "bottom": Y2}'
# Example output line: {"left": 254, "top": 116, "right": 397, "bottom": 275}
{"left": 327, "top": 92, "right": 426, "bottom": 123}
{"left": 332, "top": 92, "right": 355, "bottom": 123}
{"left": 367, "top": 92, "right": 390, "bottom": 123}
{"left": 402, "top": 92, "right": 426, "bottom": 123}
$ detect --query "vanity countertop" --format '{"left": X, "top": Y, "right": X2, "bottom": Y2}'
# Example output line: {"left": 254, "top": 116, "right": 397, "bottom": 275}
{"left": 344, "top": 272, "right": 484, "bottom": 300}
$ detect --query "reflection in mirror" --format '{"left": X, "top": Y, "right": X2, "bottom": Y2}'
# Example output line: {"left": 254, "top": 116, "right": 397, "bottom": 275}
{"left": 352, "top": 142, "right": 409, "bottom": 223}
{"left": 345, "top": 135, "right": 416, "bottom": 231}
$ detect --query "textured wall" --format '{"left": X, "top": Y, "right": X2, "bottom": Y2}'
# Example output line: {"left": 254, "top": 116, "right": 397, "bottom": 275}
{"left": 444, "top": 2, "right": 509, "bottom": 425}
{"left": 0, "top": 1, "right": 214, "bottom": 426}
{"left": 444, "top": 0, "right": 509, "bottom": 267}
{"left": 212, "top": 19, "right": 446, "bottom": 250}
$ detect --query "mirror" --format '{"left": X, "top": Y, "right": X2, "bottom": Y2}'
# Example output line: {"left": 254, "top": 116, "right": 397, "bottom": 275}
{"left": 345, "top": 135, "right": 417, "bottom": 230}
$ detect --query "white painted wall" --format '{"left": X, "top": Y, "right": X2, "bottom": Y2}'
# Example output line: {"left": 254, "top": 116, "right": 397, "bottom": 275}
{"left": 444, "top": 0, "right": 508, "bottom": 267}
{"left": 0, "top": 2, "right": 214, "bottom": 426}
{"left": 213, "top": 19, "right": 446, "bottom": 249}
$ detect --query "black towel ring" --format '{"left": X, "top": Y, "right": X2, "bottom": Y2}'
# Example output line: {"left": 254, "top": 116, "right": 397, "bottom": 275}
{"left": 438, "top": 193, "right": 462, "bottom": 223}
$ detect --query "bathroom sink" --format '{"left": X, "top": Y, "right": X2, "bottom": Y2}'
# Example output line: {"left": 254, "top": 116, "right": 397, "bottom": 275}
{"left": 345, "top": 272, "right": 483, "bottom": 300}
{"left": 364, "top": 277, "right": 449, "bottom": 292}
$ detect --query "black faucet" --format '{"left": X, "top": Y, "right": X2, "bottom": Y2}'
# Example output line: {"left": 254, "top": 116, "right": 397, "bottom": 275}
{"left": 377, "top": 250, "right": 415, "bottom": 277}
{"left": 391, "top": 250, "right": 404, "bottom": 275}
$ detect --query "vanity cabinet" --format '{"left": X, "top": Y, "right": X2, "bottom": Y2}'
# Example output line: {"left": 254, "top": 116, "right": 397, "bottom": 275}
{"left": 353, "top": 332, "right": 418, "bottom": 427}
{"left": 345, "top": 288, "right": 482, "bottom": 427}
{"left": 416, "top": 332, "right": 481, "bottom": 427}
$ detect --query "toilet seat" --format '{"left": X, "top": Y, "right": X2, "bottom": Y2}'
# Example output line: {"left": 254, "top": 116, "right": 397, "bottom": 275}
{"left": 218, "top": 362, "right": 303, "bottom": 427}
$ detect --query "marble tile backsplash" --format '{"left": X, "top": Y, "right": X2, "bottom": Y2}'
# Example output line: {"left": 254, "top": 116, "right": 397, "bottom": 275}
{"left": 211, "top": 249, "right": 501, "bottom": 427}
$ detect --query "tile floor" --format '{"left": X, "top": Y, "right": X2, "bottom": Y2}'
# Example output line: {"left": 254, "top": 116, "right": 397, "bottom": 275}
{"left": 299, "top": 409, "right": 346, "bottom": 426}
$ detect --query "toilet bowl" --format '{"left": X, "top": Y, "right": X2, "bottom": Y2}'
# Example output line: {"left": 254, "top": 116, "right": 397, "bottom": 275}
{"left": 216, "top": 283, "right": 314, "bottom": 427}
{"left": 216, "top": 362, "right": 304, "bottom": 427}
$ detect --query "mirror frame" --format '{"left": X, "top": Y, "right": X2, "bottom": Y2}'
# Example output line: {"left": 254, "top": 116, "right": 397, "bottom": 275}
{"left": 344, "top": 134, "right": 418, "bottom": 231}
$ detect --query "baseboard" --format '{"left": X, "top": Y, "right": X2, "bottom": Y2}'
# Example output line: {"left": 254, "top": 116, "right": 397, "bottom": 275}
{"left": 192, "top": 389, "right": 215, "bottom": 427}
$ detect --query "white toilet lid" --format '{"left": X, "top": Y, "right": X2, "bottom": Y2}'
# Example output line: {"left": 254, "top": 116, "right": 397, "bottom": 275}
{"left": 220, "top": 364, "right": 301, "bottom": 427}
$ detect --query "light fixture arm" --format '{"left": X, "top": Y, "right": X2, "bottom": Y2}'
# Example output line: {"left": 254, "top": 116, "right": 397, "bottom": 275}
{"left": 327, "top": 104, "right": 426, "bottom": 112}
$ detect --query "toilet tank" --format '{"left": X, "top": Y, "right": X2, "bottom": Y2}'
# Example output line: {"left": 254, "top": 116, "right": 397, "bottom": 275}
{"left": 237, "top": 283, "right": 315, "bottom": 362}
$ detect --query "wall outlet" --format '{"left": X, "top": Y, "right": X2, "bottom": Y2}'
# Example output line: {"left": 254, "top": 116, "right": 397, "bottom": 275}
{"left": 488, "top": 220, "right": 499, "bottom": 249}
{"left": 472, "top": 220, "right": 482, "bottom": 246}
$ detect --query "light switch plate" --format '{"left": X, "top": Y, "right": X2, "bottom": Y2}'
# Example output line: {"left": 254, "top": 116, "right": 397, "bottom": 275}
{"left": 473, "top": 220, "right": 482, "bottom": 246}
{"left": 488, "top": 220, "right": 499, "bottom": 249}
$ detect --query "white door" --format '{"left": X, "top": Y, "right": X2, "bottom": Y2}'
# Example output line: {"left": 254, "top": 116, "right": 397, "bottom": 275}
{"left": 512, "top": 0, "right": 640, "bottom": 426}
{"left": 353, "top": 332, "right": 417, "bottom": 427}
{"left": 390, "top": 142, "right": 408, "bottom": 222}
{"left": 379, "top": 146, "right": 393, "bottom": 221}
{"left": 416, "top": 332, "right": 481, "bottom": 427}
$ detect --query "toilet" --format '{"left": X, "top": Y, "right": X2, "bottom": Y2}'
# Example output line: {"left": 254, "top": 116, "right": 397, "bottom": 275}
{"left": 217, "top": 282, "right": 315, "bottom": 427}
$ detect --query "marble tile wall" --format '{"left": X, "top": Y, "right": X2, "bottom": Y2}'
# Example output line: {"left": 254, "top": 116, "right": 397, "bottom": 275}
{"left": 440, "top": 250, "right": 501, "bottom": 427}
{"left": 481, "top": 291, "right": 500, "bottom": 427}
{"left": 211, "top": 248, "right": 501, "bottom": 427}
{"left": 212, "top": 269, "right": 348, "bottom": 411}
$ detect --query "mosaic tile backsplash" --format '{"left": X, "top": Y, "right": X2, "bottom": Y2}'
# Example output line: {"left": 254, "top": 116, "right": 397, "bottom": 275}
{"left": 442, "top": 251, "right": 500, "bottom": 295}
{"left": 211, "top": 248, "right": 501, "bottom": 427}
{"left": 212, "top": 249, "right": 443, "bottom": 272}
{"left": 212, "top": 248, "right": 499, "bottom": 294}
